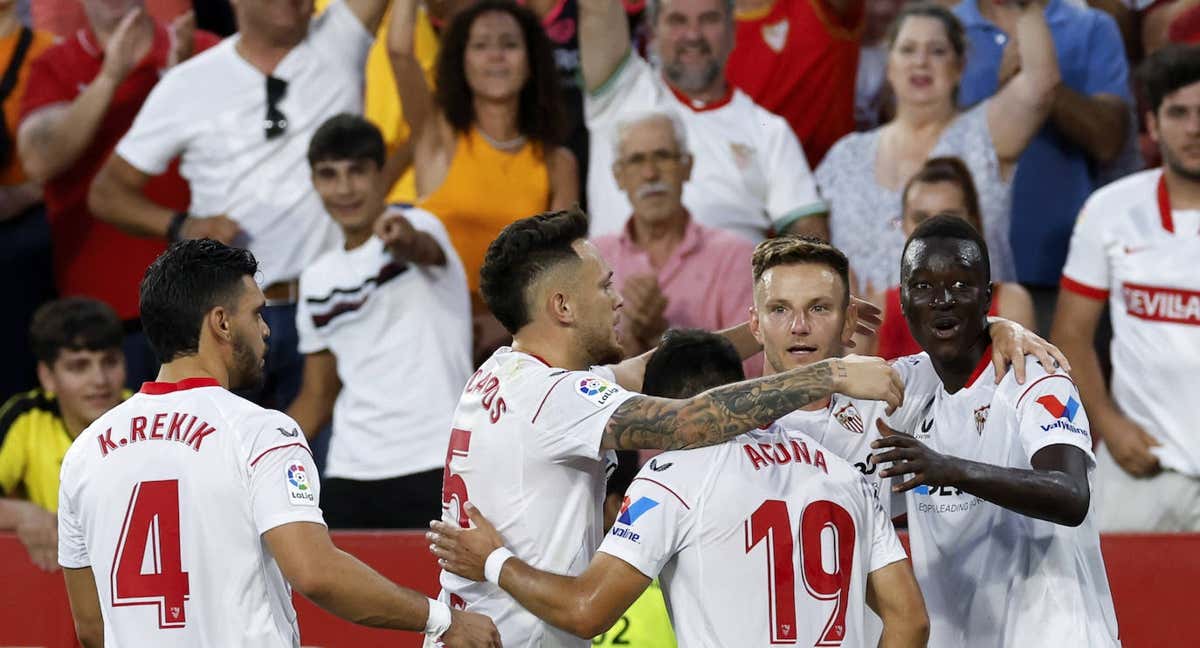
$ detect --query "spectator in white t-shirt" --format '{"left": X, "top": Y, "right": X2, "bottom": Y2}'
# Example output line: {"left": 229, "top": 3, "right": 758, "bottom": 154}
{"left": 86, "top": 0, "right": 392, "bottom": 415}
{"left": 578, "top": 0, "right": 825, "bottom": 242}
{"left": 288, "top": 114, "right": 472, "bottom": 529}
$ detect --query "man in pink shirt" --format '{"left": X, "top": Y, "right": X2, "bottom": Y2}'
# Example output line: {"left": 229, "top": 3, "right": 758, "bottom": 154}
{"left": 591, "top": 111, "right": 761, "bottom": 376}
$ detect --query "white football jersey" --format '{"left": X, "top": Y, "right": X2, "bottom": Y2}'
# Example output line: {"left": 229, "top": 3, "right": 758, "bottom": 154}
{"left": 778, "top": 394, "right": 902, "bottom": 519}
{"left": 888, "top": 353, "right": 1120, "bottom": 648}
{"left": 1061, "top": 168, "right": 1200, "bottom": 477}
{"left": 598, "top": 424, "right": 907, "bottom": 648}
{"left": 57, "top": 378, "right": 326, "bottom": 647}
{"left": 435, "top": 348, "right": 636, "bottom": 648}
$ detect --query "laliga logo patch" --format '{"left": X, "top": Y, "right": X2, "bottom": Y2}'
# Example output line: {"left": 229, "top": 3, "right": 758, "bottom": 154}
{"left": 286, "top": 463, "right": 316, "bottom": 506}
{"left": 576, "top": 376, "right": 620, "bottom": 407}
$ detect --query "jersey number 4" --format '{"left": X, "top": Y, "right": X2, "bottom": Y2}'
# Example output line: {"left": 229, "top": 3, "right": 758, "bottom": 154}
{"left": 745, "top": 499, "right": 855, "bottom": 646}
{"left": 111, "top": 479, "right": 191, "bottom": 629}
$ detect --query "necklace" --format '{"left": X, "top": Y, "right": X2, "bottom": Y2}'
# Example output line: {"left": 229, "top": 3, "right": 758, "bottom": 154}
{"left": 477, "top": 128, "right": 527, "bottom": 152}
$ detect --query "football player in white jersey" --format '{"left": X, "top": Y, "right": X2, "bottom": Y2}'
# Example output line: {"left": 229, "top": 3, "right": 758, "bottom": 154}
{"left": 434, "top": 209, "right": 907, "bottom": 647}
{"left": 752, "top": 236, "right": 1070, "bottom": 518}
{"left": 430, "top": 329, "right": 930, "bottom": 647}
{"left": 871, "top": 216, "right": 1120, "bottom": 647}
{"left": 58, "top": 240, "right": 500, "bottom": 648}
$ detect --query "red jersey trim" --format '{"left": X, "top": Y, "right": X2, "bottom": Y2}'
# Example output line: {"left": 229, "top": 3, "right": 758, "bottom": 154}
{"left": 249, "top": 442, "right": 315, "bottom": 468}
{"left": 1158, "top": 173, "right": 1175, "bottom": 234}
{"left": 139, "top": 377, "right": 222, "bottom": 394}
{"left": 667, "top": 81, "right": 735, "bottom": 112}
{"left": 631, "top": 476, "right": 691, "bottom": 509}
{"left": 1015, "top": 373, "right": 1075, "bottom": 410}
{"left": 531, "top": 373, "right": 574, "bottom": 424}
{"left": 967, "top": 345, "right": 994, "bottom": 388}
{"left": 1060, "top": 275, "right": 1110, "bottom": 301}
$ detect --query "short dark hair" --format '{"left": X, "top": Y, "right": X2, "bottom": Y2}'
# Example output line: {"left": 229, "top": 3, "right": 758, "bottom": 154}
{"left": 140, "top": 239, "right": 260, "bottom": 364}
{"left": 751, "top": 236, "right": 851, "bottom": 308}
{"left": 902, "top": 214, "right": 991, "bottom": 283}
{"left": 29, "top": 298, "right": 123, "bottom": 365}
{"left": 435, "top": 0, "right": 566, "bottom": 147}
{"left": 1138, "top": 44, "right": 1200, "bottom": 114}
{"left": 307, "top": 113, "right": 386, "bottom": 168}
{"left": 642, "top": 329, "right": 745, "bottom": 399}
{"left": 607, "top": 450, "right": 640, "bottom": 497}
{"left": 886, "top": 3, "right": 966, "bottom": 61}
{"left": 480, "top": 208, "right": 589, "bottom": 334}
{"left": 901, "top": 156, "right": 983, "bottom": 232}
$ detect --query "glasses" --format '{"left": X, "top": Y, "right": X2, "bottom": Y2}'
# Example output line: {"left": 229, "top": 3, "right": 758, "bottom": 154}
{"left": 264, "top": 76, "right": 288, "bottom": 140}
{"left": 618, "top": 149, "right": 686, "bottom": 170}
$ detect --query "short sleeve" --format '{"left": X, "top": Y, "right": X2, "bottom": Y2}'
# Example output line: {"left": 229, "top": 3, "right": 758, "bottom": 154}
{"left": 115, "top": 73, "right": 189, "bottom": 175}
{"left": 762, "top": 116, "right": 826, "bottom": 228}
{"left": 1083, "top": 13, "right": 1132, "bottom": 102}
{"left": 1059, "top": 204, "right": 1111, "bottom": 299}
{"left": 57, "top": 453, "right": 89, "bottom": 569}
{"left": 18, "top": 50, "right": 73, "bottom": 120}
{"left": 858, "top": 476, "right": 906, "bottom": 572}
{"left": 1013, "top": 369, "right": 1096, "bottom": 464}
{"left": 244, "top": 412, "right": 327, "bottom": 534}
{"left": 597, "top": 473, "right": 694, "bottom": 578}
{"left": 311, "top": 0, "right": 374, "bottom": 72}
{"left": 295, "top": 278, "right": 328, "bottom": 355}
{"left": 530, "top": 370, "right": 638, "bottom": 462}
{"left": 584, "top": 51, "right": 657, "bottom": 128}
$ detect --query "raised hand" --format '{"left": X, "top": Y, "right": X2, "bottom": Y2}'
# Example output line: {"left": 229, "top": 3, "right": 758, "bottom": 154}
{"left": 167, "top": 10, "right": 197, "bottom": 68}
{"left": 100, "top": 8, "right": 148, "bottom": 84}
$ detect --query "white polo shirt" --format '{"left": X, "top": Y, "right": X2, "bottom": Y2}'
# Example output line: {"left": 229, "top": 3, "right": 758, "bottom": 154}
{"left": 584, "top": 52, "right": 824, "bottom": 242}
{"left": 1061, "top": 168, "right": 1200, "bottom": 477}
{"left": 58, "top": 378, "right": 325, "bottom": 647}
{"left": 597, "top": 424, "right": 907, "bottom": 648}
{"left": 889, "top": 353, "right": 1120, "bottom": 648}
{"left": 116, "top": 1, "right": 374, "bottom": 286}
{"left": 295, "top": 206, "right": 472, "bottom": 480}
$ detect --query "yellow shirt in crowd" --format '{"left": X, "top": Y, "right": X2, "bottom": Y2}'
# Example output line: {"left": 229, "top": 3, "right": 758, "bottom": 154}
{"left": 314, "top": 0, "right": 440, "bottom": 202}
{"left": 593, "top": 579, "right": 678, "bottom": 647}
{"left": 0, "top": 390, "right": 77, "bottom": 511}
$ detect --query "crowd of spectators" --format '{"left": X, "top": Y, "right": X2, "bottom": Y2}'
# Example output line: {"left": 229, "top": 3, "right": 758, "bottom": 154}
{"left": 0, "top": 0, "right": 1198, "bottom": 575}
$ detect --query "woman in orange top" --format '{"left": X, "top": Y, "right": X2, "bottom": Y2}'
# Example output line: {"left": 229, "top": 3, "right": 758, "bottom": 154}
{"left": 388, "top": 0, "right": 576, "bottom": 349}
{"left": 868, "top": 156, "right": 1036, "bottom": 359}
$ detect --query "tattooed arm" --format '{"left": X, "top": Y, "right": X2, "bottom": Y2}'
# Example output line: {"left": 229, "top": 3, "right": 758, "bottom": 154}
{"left": 601, "top": 355, "right": 903, "bottom": 451}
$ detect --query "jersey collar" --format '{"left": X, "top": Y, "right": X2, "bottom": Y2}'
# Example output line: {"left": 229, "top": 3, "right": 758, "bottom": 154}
{"left": 967, "top": 345, "right": 994, "bottom": 388}
{"left": 666, "top": 81, "right": 735, "bottom": 113}
{"left": 139, "top": 377, "right": 222, "bottom": 394}
{"left": 1155, "top": 172, "right": 1196, "bottom": 234}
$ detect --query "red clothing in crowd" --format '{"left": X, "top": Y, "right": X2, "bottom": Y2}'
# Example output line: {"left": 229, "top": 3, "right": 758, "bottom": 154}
{"left": 19, "top": 24, "right": 220, "bottom": 321}
{"left": 876, "top": 283, "right": 1002, "bottom": 360}
{"left": 727, "top": 0, "right": 863, "bottom": 167}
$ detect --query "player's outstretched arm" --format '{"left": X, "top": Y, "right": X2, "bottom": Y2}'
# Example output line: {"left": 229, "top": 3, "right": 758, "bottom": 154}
{"left": 872, "top": 422, "right": 1091, "bottom": 527}
{"left": 865, "top": 560, "right": 930, "bottom": 648}
{"left": 264, "top": 521, "right": 501, "bottom": 647}
{"left": 601, "top": 355, "right": 904, "bottom": 451}
{"left": 63, "top": 566, "right": 104, "bottom": 648}
{"left": 429, "top": 505, "right": 650, "bottom": 639}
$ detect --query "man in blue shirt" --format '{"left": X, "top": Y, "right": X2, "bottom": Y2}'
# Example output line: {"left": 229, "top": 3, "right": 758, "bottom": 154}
{"left": 955, "top": 0, "right": 1131, "bottom": 332}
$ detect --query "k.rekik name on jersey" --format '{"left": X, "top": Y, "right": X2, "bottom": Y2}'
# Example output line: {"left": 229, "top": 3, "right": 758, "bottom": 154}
{"left": 98, "top": 411, "right": 217, "bottom": 457}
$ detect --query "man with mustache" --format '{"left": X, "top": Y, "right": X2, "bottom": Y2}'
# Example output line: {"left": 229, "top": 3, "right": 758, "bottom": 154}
{"left": 579, "top": 0, "right": 824, "bottom": 243}
{"left": 591, "top": 111, "right": 758, "bottom": 372}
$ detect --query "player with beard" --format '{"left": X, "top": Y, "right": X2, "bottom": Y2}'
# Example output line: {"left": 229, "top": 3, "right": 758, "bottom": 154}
{"left": 870, "top": 216, "right": 1119, "bottom": 647}
{"left": 57, "top": 240, "right": 500, "bottom": 648}
{"left": 435, "top": 208, "right": 905, "bottom": 648}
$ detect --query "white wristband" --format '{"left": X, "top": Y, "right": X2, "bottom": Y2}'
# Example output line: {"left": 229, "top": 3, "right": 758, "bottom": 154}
{"left": 424, "top": 597, "right": 452, "bottom": 637}
{"left": 484, "top": 546, "right": 514, "bottom": 586}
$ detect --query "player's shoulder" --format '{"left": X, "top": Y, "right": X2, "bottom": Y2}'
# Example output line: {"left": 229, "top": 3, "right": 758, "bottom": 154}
{"left": 300, "top": 244, "right": 356, "bottom": 291}
{"left": 753, "top": 424, "right": 862, "bottom": 481}
{"left": 1081, "top": 169, "right": 1159, "bottom": 223}
{"left": 998, "top": 356, "right": 1076, "bottom": 405}
{"left": 891, "top": 352, "right": 939, "bottom": 389}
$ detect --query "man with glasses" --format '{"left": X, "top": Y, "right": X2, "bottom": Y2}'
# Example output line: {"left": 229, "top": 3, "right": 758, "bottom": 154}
{"left": 86, "top": 0, "right": 391, "bottom": 419}
{"left": 591, "top": 111, "right": 760, "bottom": 374}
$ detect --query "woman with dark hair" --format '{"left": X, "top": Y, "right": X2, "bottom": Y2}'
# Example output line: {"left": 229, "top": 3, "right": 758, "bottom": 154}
{"left": 387, "top": 0, "right": 577, "bottom": 311}
{"left": 816, "top": 1, "right": 1059, "bottom": 298}
{"left": 388, "top": 0, "right": 577, "bottom": 358}
{"left": 867, "top": 156, "right": 1036, "bottom": 359}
